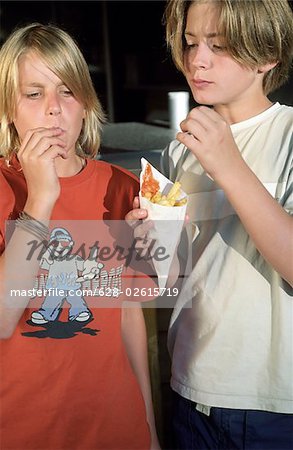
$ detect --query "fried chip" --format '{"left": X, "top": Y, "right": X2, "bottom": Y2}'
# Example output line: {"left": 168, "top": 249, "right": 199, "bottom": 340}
{"left": 141, "top": 163, "right": 160, "bottom": 197}
{"left": 141, "top": 163, "right": 186, "bottom": 207}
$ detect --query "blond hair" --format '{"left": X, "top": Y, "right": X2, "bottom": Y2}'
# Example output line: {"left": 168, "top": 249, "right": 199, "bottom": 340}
{"left": 0, "top": 23, "right": 105, "bottom": 159}
{"left": 164, "top": 0, "right": 293, "bottom": 95}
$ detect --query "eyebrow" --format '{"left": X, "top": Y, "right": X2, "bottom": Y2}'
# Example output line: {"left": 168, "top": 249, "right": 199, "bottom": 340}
{"left": 20, "top": 82, "right": 43, "bottom": 87}
{"left": 20, "top": 82, "right": 66, "bottom": 88}
{"left": 184, "top": 32, "right": 221, "bottom": 38}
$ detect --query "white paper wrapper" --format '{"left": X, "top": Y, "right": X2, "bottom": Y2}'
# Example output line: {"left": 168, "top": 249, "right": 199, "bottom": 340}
{"left": 139, "top": 158, "right": 187, "bottom": 288}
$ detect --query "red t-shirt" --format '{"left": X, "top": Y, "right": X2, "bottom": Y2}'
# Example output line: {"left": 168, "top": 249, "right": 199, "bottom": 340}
{"left": 0, "top": 156, "right": 151, "bottom": 450}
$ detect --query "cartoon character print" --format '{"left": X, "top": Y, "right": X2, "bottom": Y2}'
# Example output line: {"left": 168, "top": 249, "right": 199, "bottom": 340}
{"left": 31, "top": 227, "right": 103, "bottom": 325}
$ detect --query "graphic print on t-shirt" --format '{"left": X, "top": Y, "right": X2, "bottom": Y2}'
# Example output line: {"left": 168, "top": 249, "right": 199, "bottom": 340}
{"left": 23, "top": 226, "right": 124, "bottom": 339}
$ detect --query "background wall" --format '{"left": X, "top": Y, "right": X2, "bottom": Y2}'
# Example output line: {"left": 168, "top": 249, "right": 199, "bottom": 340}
{"left": 0, "top": 1, "right": 187, "bottom": 124}
{"left": 1, "top": 0, "right": 292, "bottom": 125}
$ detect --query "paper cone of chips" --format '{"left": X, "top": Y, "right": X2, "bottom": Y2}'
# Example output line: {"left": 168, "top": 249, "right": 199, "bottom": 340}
{"left": 139, "top": 158, "right": 187, "bottom": 288}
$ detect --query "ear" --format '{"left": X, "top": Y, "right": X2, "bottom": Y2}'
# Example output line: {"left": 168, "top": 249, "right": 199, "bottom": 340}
{"left": 82, "top": 109, "right": 86, "bottom": 119}
{"left": 257, "top": 61, "right": 278, "bottom": 74}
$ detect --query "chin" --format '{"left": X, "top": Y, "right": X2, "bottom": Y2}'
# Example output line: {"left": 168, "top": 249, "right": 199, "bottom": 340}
{"left": 192, "top": 94, "right": 215, "bottom": 106}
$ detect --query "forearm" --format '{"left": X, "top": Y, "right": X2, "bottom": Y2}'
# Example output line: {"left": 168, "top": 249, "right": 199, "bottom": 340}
{"left": 121, "top": 306, "right": 159, "bottom": 447}
{"left": 219, "top": 159, "right": 293, "bottom": 285}
{"left": 0, "top": 201, "right": 52, "bottom": 338}
{"left": 176, "top": 106, "right": 292, "bottom": 285}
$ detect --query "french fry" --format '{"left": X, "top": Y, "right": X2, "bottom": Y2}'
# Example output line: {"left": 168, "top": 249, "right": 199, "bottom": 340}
{"left": 158, "top": 199, "right": 171, "bottom": 206}
{"left": 141, "top": 163, "right": 186, "bottom": 207}
{"left": 144, "top": 192, "right": 153, "bottom": 200}
{"left": 151, "top": 192, "right": 162, "bottom": 203}
{"left": 174, "top": 198, "right": 187, "bottom": 206}
{"left": 166, "top": 181, "right": 181, "bottom": 200}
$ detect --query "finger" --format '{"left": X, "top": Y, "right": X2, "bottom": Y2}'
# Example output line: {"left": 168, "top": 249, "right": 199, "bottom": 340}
{"left": 132, "top": 196, "right": 140, "bottom": 209}
{"left": 19, "top": 127, "right": 63, "bottom": 153}
{"left": 176, "top": 131, "right": 200, "bottom": 151}
{"left": 39, "top": 145, "right": 68, "bottom": 161}
{"left": 179, "top": 116, "right": 206, "bottom": 141}
{"left": 26, "top": 136, "right": 66, "bottom": 157}
{"left": 134, "top": 236, "right": 153, "bottom": 259}
{"left": 180, "top": 106, "right": 218, "bottom": 137}
{"left": 20, "top": 142, "right": 68, "bottom": 168}
{"left": 189, "top": 106, "right": 218, "bottom": 124}
{"left": 134, "top": 219, "right": 154, "bottom": 239}
{"left": 19, "top": 127, "right": 65, "bottom": 157}
{"left": 18, "top": 127, "right": 49, "bottom": 155}
{"left": 125, "top": 208, "right": 148, "bottom": 223}
{"left": 195, "top": 105, "right": 220, "bottom": 122}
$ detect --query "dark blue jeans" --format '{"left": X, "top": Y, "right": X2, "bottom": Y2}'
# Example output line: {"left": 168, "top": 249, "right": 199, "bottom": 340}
{"left": 171, "top": 390, "right": 293, "bottom": 450}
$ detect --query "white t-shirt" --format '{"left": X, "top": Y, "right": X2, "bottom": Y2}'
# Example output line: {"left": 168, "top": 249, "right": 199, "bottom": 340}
{"left": 162, "top": 103, "right": 293, "bottom": 413}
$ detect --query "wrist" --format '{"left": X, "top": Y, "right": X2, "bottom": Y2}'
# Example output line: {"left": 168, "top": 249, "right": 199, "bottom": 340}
{"left": 213, "top": 156, "right": 249, "bottom": 192}
{"left": 24, "top": 198, "right": 55, "bottom": 223}
{"left": 15, "top": 211, "right": 50, "bottom": 241}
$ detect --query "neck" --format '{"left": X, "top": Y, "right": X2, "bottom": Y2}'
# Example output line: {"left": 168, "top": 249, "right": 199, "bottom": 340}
{"left": 55, "top": 153, "right": 85, "bottom": 177}
{"left": 214, "top": 96, "right": 273, "bottom": 125}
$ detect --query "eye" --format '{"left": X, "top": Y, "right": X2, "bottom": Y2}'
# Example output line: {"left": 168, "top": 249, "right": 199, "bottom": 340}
{"left": 213, "top": 45, "right": 224, "bottom": 51}
{"left": 210, "top": 42, "right": 227, "bottom": 53}
{"left": 60, "top": 88, "right": 73, "bottom": 97}
{"left": 25, "top": 92, "right": 41, "bottom": 99}
{"left": 185, "top": 42, "right": 198, "bottom": 51}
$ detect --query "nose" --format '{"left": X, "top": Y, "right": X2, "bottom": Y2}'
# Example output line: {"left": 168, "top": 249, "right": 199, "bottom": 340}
{"left": 46, "top": 93, "right": 61, "bottom": 116}
{"left": 189, "top": 42, "right": 212, "bottom": 70}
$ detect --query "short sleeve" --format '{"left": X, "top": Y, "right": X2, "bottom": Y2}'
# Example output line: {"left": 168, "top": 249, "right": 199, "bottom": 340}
{"left": 160, "top": 145, "right": 171, "bottom": 179}
{"left": 278, "top": 127, "right": 293, "bottom": 215}
{"left": 160, "top": 140, "right": 187, "bottom": 182}
{"left": 280, "top": 163, "right": 293, "bottom": 215}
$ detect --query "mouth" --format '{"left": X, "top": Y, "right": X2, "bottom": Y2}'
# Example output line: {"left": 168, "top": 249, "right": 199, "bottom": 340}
{"left": 192, "top": 79, "right": 213, "bottom": 88}
{"left": 49, "top": 125, "right": 65, "bottom": 132}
